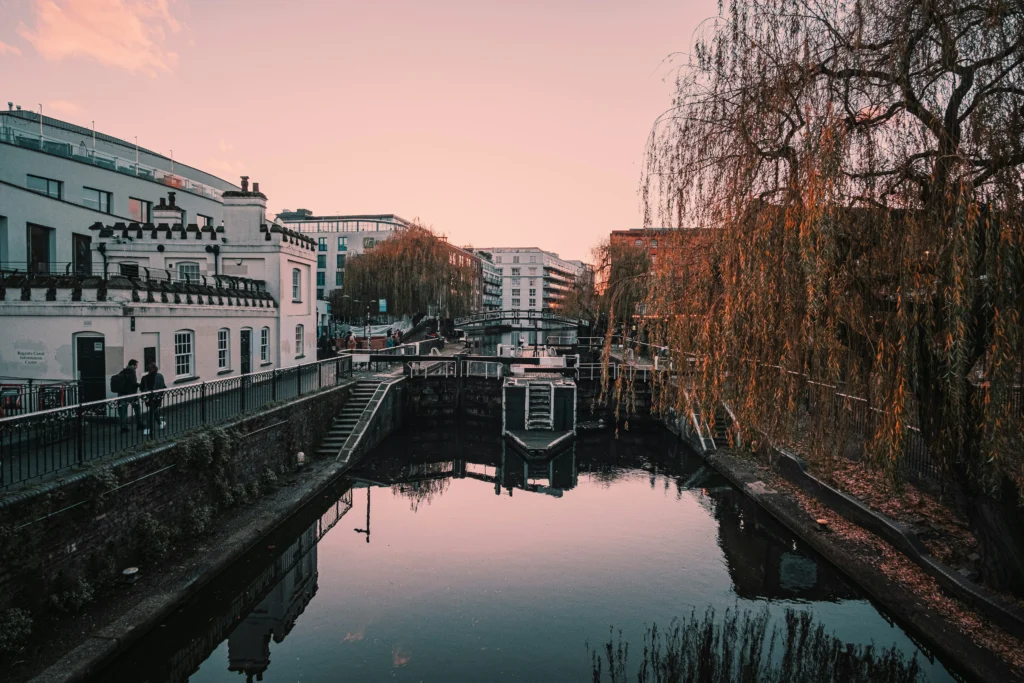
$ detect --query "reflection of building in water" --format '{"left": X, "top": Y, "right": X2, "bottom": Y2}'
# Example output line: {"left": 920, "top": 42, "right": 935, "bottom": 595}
{"left": 144, "top": 492, "right": 352, "bottom": 683}
{"left": 708, "top": 487, "right": 856, "bottom": 602}
{"left": 352, "top": 439, "right": 579, "bottom": 501}
{"left": 227, "top": 523, "right": 319, "bottom": 682}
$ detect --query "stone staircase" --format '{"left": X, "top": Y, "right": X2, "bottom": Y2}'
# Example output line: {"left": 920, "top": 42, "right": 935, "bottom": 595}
{"left": 527, "top": 382, "right": 553, "bottom": 430}
{"left": 316, "top": 380, "right": 381, "bottom": 457}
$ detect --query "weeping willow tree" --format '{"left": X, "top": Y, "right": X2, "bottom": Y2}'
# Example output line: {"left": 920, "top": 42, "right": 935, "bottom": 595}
{"left": 335, "top": 225, "right": 479, "bottom": 319}
{"left": 635, "top": 0, "right": 1024, "bottom": 593}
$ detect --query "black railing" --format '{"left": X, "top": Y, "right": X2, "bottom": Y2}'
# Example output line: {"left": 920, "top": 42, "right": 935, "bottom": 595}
{"left": 0, "top": 378, "right": 81, "bottom": 416}
{"left": 0, "top": 355, "right": 353, "bottom": 490}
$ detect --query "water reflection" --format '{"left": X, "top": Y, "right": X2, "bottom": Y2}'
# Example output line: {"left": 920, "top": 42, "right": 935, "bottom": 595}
{"left": 92, "top": 427, "right": 956, "bottom": 683}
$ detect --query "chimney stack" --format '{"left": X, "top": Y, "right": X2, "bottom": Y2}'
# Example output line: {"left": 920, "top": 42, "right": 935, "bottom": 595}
{"left": 240, "top": 176, "right": 249, "bottom": 192}
{"left": 252, "top": 182, "right": 259, "bottom": 194}
{"left": 168, "top": 192, "right": 176, "bottom": 207}
{"left": 158, "top": 197, "right": 166, "bottom": 207}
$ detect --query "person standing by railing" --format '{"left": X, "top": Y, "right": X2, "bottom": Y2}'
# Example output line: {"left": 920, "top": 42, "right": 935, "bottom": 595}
{"left": 114, "top": 360, "right": 144, "bottom": 433}
{"left": 140, "top": 363, "right": 167, "bottom": 436}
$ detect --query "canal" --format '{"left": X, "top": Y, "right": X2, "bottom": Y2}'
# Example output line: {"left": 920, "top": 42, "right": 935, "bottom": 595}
{"left": 93, "top": 427, "right": 959, "bottom": 682}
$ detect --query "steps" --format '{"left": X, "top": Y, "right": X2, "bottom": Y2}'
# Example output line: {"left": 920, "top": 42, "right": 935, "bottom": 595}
{"left": 315, "top": 380, "right": 381, "bottom": 457}
{"left": 527, "top": 382, "right": 553, "bottom": 430}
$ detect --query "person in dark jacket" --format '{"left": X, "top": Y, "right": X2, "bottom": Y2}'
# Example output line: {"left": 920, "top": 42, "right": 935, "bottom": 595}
{"left": 140, "top": 362, "right": 167, "bottom": 436}
{"left": 117, "top": 359, "right": 143, "bottom": 432}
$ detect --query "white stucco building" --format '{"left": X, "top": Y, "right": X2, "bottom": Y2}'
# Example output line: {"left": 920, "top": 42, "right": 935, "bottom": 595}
{"left": 473, "top": 247, "right": 586, "bottom": 311}
{"left": 0, "top": 180, "right": 318, "bottom": 404}
{"left": 0, "top": 104, "right": 237, "bottom": 276}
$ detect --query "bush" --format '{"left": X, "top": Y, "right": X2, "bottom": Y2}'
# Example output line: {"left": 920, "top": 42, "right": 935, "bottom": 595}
{"left": 182, "top": 502, "right": 215, "bottom": 537}
{"left": 0, "top": 608, "right": 32, "bottom": 660}
{"left": 47, "top": 575, "right": 95, "bottom": 614}
{"left": 134, "top": 513, "right": 172, "bottom": 562}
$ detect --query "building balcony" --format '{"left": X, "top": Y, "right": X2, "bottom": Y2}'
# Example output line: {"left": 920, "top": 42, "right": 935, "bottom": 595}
{"left": 0, "top": 125, "right": 225, "bottom": 201}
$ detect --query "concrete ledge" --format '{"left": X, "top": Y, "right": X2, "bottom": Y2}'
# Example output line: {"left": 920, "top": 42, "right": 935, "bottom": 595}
{"left": 771, "top": 446, "right": 1024, "bottom": 640}
{"left": 680, "top": 435, "right": 1022, "bottom": 683}
{"left": 28, "top": 448, "right": 362, "bottom": 683}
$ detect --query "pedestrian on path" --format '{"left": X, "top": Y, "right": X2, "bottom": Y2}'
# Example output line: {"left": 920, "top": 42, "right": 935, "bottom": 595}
{"left": 140, "top": 362, "right": 167, "bottom": 436}
{"left": 115, "top": 359, "right": 143, "bottom": 432}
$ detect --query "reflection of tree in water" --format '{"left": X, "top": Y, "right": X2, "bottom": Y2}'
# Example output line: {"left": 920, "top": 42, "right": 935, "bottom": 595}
{"left": 390, "top": 462, "right": 453, "bottom": 512}
{"left": 589, "top": 607, "right": 921, "bottom": 683}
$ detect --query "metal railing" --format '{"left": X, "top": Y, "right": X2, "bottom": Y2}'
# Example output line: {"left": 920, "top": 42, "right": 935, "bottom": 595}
{"left": 0, "top": 378, "right": 81, "bottom": 415}
{"left": 1, "top": 124, "right": 226, "bottom": 201}
{"left": 0, "top": 355, "right": 353, "bottom": 489}
{"left": 408, "top": 360, "right": 456, "bottom": 378}
{"left": 462, "top": 361, "right": 503, "bottom": 379}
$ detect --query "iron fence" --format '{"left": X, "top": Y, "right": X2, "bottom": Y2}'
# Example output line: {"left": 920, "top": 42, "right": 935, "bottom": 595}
{"left": 0, "top": 378, "right": 81, "bottom": 416}
{"left": 0, "top": 355, "right": 353, "bottom": 489}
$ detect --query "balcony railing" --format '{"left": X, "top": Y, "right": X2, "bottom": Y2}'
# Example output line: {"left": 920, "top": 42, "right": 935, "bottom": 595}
{"left": 1, "top": 125, "right": 225, "bottom": 202}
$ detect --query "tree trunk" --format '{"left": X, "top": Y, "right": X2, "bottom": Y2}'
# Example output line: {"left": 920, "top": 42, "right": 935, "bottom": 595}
{"left": 961, "top": 474, "right": 1024, "bottom": 596}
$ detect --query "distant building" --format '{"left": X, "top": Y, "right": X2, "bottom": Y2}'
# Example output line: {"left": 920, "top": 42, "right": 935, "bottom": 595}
{"left": 473, "top": 247, "right": 586, "bottom": 311}
{"left": 474, "top": 250, "right": 503, "bottom": 311}
{"left": 0, "top": 179, "right": 318, "bottom": 404}
{"left": 276, "top": 210, "right": 412, "bottom": 300}
{"left": 609, "top": 227, "right": 715, "bottom": 272}
{"left": 0, "top": 103, "right": 237, "bottom": 277}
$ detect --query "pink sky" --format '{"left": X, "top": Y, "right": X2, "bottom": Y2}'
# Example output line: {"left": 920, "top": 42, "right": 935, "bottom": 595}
{"left": 2, "top": 0, "right": 717, "bottom": 261}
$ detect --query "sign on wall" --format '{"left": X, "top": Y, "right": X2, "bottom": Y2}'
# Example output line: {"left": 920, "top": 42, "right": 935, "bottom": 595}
{"left": 379, "top": 299, "right": 387, "bottom": 313}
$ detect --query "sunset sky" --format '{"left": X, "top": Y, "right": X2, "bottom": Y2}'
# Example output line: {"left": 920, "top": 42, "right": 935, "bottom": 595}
{"left": 1, "top": 0, "right": 718, "bottom": 261}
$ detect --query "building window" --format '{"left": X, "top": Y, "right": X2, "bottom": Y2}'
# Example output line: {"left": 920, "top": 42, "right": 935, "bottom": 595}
{"left": 174, "top": 330, "right": 194, "bottom": 377}
{"left": 529, "top": 267, "right": 537, "bottom": 274}
{"left": 196, "top": 214, "right": 212, "bottom": 228}
{"left": 512, "top": 278, "right": 520, "bottom": 286}
{"left": 217, "top": 328, "right": 230, "bottom": 370}
{"left": 129, "top": 198, "right": 151, "bottom": 223}
{"left": 335, "top": 271, "right": 344, "bottom": 286}
{"left": 529, "top": 288, "right": 536, "bottom": 296}
{"left": 529, "top": 298, "right": 536, "bottom": 307}
{"left": 530, "top": 255, "right": 537, "bottom": 263}
{"left": 292, "top": 268, "right": 301, "bottom": 301}
{"left": 261, "top": 327, "right": 270, "bottom": 362}
{"left": 317, "top": 254, "right": 326, "bottom": 269}
{"left": 177, "top": 262, "right": 200, "bottom": 282}
{"left": 511, "top": 298, "right": 521, "bottom": 307}
{"left": 651, "top": 239, "right": 658, "bottom": 248}
{"left": 82, "top": 187, "right": 112, "bottom": 213}
{"left": 634, "top": 238, "right": 644, "bottom": 247}
{"left": 338, "top": 236, "right": 347, "bottom": 250}
{"left": 27, "top": 174, "right": 62, "bottom": 199}
{"left": 295, "top": 325, "right": 304, "bottom": 357}
{"left": 496, "top": 256, "right": 502, "bottom": 263}
{"left": 318, "top": 237, "right": 327, "bottom": 252}
{"left": 317, "top": 289, "right": 324, "bottom": 300}
{"left": 363, "top": 237, "right": 375, "bottom": 249}
{"left": 511, "top": 268, "right": 520, "bottom": 276}
{"left": 497, "top": 268, "right": 503, "bottom": 275}
{"left": 336, "top": 254, "right": 345, "bottom": 268}
{"left": 511, "top": 289, "right": 520, "bottom": 296}
{"left": 512, "top": 256, "right": 520, "bottom": 264}
{"left": 316, "top": 271, "right": 325, "bottom": 286}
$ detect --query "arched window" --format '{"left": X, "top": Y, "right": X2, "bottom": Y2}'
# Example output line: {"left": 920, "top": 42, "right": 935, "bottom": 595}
{"left": 292, "top": 268, "right": 302, "bottom": 301}
{"left": 634, "top": 238, "right": 644, "bottom": 247}
{"left": 174, "top": 330, "right": 194, "bottom": 378}
{"left": 217, "top": 328, "right": 230, "bottom": 370}
{"left": 261, "top": 327, "right": 271, "bottom": 363}
{"left": 295, "top": 324, "right": 305, "bottom": 358}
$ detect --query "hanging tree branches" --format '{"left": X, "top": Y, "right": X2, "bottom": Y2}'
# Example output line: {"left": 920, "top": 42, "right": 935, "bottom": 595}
{"left": 333, "top": 224, "right": 479, "bottom": 319}
{"left": 636, "top": 0, "right": 1024, "bottom": 593}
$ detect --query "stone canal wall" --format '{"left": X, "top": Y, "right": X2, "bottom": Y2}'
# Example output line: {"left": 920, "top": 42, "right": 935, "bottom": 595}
{"left": 0, "top": 381, "right": 353, "bottom": 617}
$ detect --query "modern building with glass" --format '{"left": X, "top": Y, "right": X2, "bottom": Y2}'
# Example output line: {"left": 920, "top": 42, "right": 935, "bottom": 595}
{"left": 275, "top": 210, "right": 412, "bottom": 301}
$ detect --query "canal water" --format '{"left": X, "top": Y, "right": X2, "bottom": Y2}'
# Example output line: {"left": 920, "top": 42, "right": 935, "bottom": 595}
{"left": 94, "top": 427, "right": 958, "bottom": 682}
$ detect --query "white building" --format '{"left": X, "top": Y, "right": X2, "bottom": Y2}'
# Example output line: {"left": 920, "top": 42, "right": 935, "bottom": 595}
{"left": 474, "top": 250, "right": 503, "bottom": 311}
{"left": 0, "top": 180, "right": 318, "bottom": 403}
{"left": 275, "top": 210, "right": 411, "bottom": 301}
{"left": 0, "top": 104, "right": 237, "bottom": 276}
{"left": 474, "top": 247, "right": 586, "bottom": 311}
